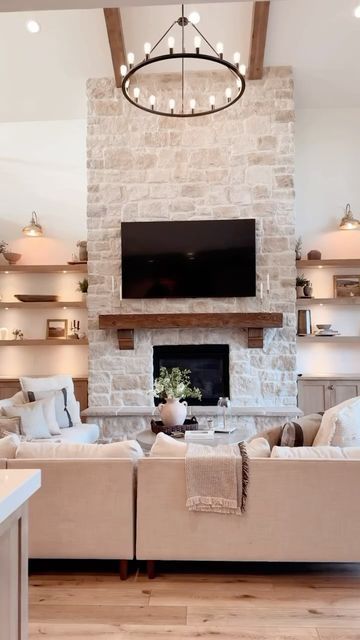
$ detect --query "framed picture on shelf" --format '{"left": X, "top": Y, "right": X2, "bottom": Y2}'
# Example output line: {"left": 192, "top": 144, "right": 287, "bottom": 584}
{"left": 46, "top": 319, "right": 68, "bottom": 339}
{"left": 333, "top": 275, "right": 360, "bottom": 298}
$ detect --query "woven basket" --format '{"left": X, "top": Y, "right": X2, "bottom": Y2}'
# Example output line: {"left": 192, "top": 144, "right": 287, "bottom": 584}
{"left": 151, "top": 416, "right": 198, "bottom": 436}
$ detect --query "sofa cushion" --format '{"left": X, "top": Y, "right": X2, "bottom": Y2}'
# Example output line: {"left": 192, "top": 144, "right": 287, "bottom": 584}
{"left": 59, "top": 423, "right": 99, "bottom": 444}
{"left": 4, "top": 399, "right": 53, "bottom": 439}
{"left": 15, "top": 439, "right": 144, "bottom": 460}
{"left": 20, "top": 375, "right": 74, "bottom": 393}
{"left": 0, "top": 434, "right": 21, "bottom": 458}
{"left": 313, "top": 396, "right": 360, "bottom": 447}
{"left": 151, "top": 433, "right": 271, "bottom": 459}
{"left": 278, "top": 414, "right": 323, "bottom": 447}
{"left": 25, "top": 388, "right": 78, "bottom": 431}
{"left": 272, "top": 445, "right": 360, "bottom": 459}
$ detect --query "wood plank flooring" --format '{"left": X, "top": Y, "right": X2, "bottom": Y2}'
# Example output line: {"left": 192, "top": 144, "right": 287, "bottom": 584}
{"left": 29, "top": 561, "right": 360, "bottom": 640}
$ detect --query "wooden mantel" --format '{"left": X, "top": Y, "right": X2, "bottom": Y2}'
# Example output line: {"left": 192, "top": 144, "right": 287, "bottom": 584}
{"left": 99, "top": 313, "right": 283, "bottom": 350}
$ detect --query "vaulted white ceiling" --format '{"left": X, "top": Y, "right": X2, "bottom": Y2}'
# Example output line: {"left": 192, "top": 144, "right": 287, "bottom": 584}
{"left": 1, "top": 0, "right": 360, "bottom": 122}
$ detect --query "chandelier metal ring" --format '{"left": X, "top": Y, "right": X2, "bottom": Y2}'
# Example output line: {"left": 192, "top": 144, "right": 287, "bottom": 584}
{"left": 121, "top": 53, "right": 246, "bottom": 118}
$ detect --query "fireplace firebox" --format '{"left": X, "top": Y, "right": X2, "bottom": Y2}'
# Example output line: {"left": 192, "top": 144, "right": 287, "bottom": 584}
{"left": 153, "top": 345, "right": 230, "bottom": 406}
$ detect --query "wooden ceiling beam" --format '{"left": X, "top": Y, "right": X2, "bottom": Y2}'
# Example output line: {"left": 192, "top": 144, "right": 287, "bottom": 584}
{"left": 248, "top": 1, "right": 270, "bottom": 80}
{"left": 103, "top": 8, "right": 126, "bottom": 88}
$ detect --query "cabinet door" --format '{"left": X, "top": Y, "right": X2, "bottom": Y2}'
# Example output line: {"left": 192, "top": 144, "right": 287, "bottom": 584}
{"left": 330, "top": 381, "right": 360, "bottom": 407}
{"left": 297, "top": 380, "right": 330, "bottom": 415}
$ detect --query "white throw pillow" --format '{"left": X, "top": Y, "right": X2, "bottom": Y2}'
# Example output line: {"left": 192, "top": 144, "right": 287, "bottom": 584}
{"left": 20, "top": 375, "right": 74, "bottom": 393}
{"left": 0, "top": 391, "right": 25, "bottom": 414}
{"left": 16, "top": 440, "right": 144, "bottom": 460}
{"left": 0, "top": 434, "right": 21, "bottom": 458}
{"left": 4, "top": 401, "right": 52, "bottom": 439}
{"left": 271, "top": 445, "right": 360, "bottom": 459}
{"left": 0, "top": 416, "right": 21, "bottom": 436}
{"left": 246, "top": 437, "right": 271, "bottom": 458}
{"left": 313, "top": 396, "right": 360, "bottom": 447}
{"left": 150, "top": 432, "right": 187, "bottom": 457}
{"left": 24, "top": 388, "right": 78, "bottom": 431}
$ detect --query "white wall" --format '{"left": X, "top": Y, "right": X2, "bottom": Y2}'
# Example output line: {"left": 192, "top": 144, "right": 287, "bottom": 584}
{"left": 295, "top": 108, "right": 360, "bottom": 375}
{"left": 0, "top": 118, "right": 88, "bottom": 377}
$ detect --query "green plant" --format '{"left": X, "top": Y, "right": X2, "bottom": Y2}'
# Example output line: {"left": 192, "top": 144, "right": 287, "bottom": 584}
{"left": 296, "top": 274, "right": 309, "bottom": 287}
{"left": 0, "top": 240, "right": 8, "bottom": 254}
{"left": 77, "top": 278, "right": 88, "bottom": 293}
{"left": 153, "top": 367, "right": 202, "bottom": 401}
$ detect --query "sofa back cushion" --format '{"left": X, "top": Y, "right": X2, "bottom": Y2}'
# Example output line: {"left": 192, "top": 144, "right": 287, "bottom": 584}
{"left": 0, "top": 416, "right": 21, "bottom": 436}
{"left": 150, "top": 433, "right": 271, "bottom": 458}
{"left": 15, "top": 439, "right": 144, "bottom": 460}
{"left": 272, "top": 445, "right": 360, "bottom": 459}
{"left": 314, "top": 396, "right": 360, "bottom": 447}
{"left": 20, "top": 375, "right": 74, "bottom": 393}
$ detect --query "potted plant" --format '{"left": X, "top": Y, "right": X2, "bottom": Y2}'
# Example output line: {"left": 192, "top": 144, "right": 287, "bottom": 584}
{"left": 154, "top": 367, "right": 202, "bottom": 428}
{"left": 296, "top": 274, "right": 309, "bottom": 298}
{"left": 77, "top": 278, "right": 88, "bottom": 301}
{"left": 295, "top": 236, "right": 302, "bottom": 261}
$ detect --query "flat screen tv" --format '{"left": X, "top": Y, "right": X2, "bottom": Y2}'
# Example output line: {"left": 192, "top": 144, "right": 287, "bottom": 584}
{"left": 121, "top": 219, "right": 256, "bottom": 299}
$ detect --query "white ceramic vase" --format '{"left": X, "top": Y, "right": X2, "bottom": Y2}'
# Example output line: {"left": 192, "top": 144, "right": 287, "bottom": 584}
{"left": 0, "top": 327, "right": 9, "bottom": 340}
{"left": 158, "top": 398, "right": 188, "bottom": 428}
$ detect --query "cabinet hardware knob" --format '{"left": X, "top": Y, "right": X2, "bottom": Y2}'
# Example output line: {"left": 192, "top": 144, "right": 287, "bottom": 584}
{"left": 328, "top": 385, "right": 335, "bottom": 391}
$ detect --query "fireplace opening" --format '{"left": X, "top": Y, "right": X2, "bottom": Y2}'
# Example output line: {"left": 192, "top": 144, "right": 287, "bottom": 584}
{"left": 153, "top": 344, "right": 230, "bottom": 406}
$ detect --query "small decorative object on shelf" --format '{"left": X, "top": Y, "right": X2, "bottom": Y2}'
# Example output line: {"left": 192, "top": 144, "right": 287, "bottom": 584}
{"left": 334, "top": 274, "right": 360, "bottom": 298}
{"left": 46, "top": 319, "right": 68, "bottom": 340}
{"left": 307, "top": 250, "right": 322, "bottom": 260}
{"left": 0, "top": 328, "right": 9, "bottom": 340}
{"left": 15, "top": 294, "right": 58, "bottom": 303}
{"left": 315, "top": 324, "right": 339, "bottom": 337}
{"left": 296, "top": 274, "right": 309, "bottom": 298}
{"left": 0, "top": 240, "right": 7, "bottom": 255}
{"left": 77, "top": 278, "right": 88, "bottom": 301}
{"left": 76, "top": 241, "right": 88, "bottom": 262}
{"left": 295, "top": 236, "right": 302, "bottom": 261}
{"left": 3, "top": 252, "right": 22, "bottom": 265}
{"left": 12, "top": 329, "right": 24, "bottom": 340}
{"left": 69, "top": 320, "right": 80, "bottom": 339}
{"left": 297, "top": 310, "right": 312, "bottom": 336}
{"left": 303, "top": 281, "right": 313, "bottom": 298}
{"left": 216, "top": 396, "right": 233, "bottom": 432}
{"left": 154, "top": 367, "right": 202, "bottom": 428}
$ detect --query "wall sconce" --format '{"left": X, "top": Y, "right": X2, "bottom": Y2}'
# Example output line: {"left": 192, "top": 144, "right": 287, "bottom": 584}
{"left": 339, "top": 203, "right": 360, "bottom": 230}
{"left": 22, "top": 211, "right": 43, "bottom": 237}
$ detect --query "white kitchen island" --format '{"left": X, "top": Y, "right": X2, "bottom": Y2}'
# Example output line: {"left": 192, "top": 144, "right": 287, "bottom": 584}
{"left": 0, "top": 468, "right": 41, "bottom": 640}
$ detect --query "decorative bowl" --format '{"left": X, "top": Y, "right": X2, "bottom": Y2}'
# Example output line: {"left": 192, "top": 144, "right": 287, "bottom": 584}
{"left": 316, "top": 324, "right": 332, "bottom": 331}
{"left": 14, "top": 294, "right": 58, "bottom": 302}
{"left": 4, "top": 252, "right": 22, "bottom": 265}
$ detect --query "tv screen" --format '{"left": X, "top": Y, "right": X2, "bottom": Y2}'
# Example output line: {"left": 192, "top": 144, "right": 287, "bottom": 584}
{"left": 121, "top": 219, "right": 256, "bottom": 299}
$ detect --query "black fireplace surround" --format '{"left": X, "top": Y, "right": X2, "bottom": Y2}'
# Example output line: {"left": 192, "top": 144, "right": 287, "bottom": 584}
{"left": 153, "top": 344, "right": 230, "bottom": 406}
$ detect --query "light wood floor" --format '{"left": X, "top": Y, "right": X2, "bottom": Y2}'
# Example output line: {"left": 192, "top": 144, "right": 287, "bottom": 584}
{"left": 29, "top": 561, "right": 360, "bottom": 640}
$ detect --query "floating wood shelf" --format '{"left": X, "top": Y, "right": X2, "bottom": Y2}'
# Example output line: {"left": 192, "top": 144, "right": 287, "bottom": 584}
{"left": 296, "top": 259, "right": 360, "bottom": 269}
{"left": 99, "top": 312, "right": 283, "bottom": 350}
{"left": 0, "top": 264, "right": 87, "bottom": 274}
{"left": 296, "top": 297, "right": 360, "bottom": 306}
{"left": 0, "top": 301, "right": 86, "bottom": 309}
{"left": 297, "top": 336, "right": 360, "bottom": 343}
{"left": 0, "top": 339, "right": 88, "bottom": 346}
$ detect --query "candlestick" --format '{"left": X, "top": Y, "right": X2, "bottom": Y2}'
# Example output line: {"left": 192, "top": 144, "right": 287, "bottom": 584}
{"left": 260, "top": 282, "right": 263, "bottom": 300}
{"left": 266, "top": 273, "right": 270, "bottom": 294}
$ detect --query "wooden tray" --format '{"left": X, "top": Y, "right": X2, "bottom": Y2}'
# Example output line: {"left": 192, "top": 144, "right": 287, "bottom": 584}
{"left": 151, "top": 417, "right": 198, "bottom": 436}
{"left": 14, "top": 295, "right": 59, "bottom": 302}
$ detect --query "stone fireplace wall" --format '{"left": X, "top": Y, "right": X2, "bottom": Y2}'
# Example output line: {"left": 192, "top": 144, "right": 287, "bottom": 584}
{"left": 86, "top": 68, "right": 297, "bottom": 440}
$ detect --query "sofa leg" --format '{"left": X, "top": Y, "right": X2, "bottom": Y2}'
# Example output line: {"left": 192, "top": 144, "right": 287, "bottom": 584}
{"left": 147, "top": 560, "right": 156, "bottom": 579}
{"left": 119, "top": 559, "right": 128, "bottom": 580}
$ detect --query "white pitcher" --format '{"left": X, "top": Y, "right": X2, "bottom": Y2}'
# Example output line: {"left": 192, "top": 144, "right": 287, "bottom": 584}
{"left": 158, "top": 398, "right": 187, "bottom": 428}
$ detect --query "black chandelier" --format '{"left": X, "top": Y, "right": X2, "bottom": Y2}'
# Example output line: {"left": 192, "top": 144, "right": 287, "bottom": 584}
{"left": 120, "top": 5, "right": 246, "bottom": 118}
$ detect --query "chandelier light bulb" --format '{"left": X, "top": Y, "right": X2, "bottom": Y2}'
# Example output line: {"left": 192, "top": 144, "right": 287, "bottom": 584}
{"left": 168, "top": 36, "right": 175, "bottom": 53}
{"left": 216, "top": 42, "right": 224, "bottom": 58}
{"left": 144, "top": 42, "right": 151, "bottom": 59}
{"left": 190, "top": 98, "right": 196, "bottom": 113}
{"left": 354, "top": 5, "right": 360, "bottom": 17}
{"left": 169, "top": 98, "right": 175, "bottom": 113}
{"left": 225, "top": 87, "right": 232, "bottom": 102}
{"left": 209, "top": 95, "right": 215, "bottom": 110}
{"left": 188, "top": 11, "right": 200, "bottom": 25}
{"left": 194, "top": 35, "right": 201, "bottom": 53}
{"left": 127, "top": 52, "right": 135, "bottom": 67}
{"left": 120, "top": 64, "right": 127, "bottom": 77}
{"left": 233, "top": 51, "right": 241, "bottom": 67}
{"left": 149, "top": 94, "right": 156, "bottom": 110}
{"left": 125, "top": 79, "right": 130, "bottom": 90}
{"left": 133, "top": 87, "right": 140, "bottom": 102}
{"left": 240, "top": 64, "right": 246, "bottom": 76}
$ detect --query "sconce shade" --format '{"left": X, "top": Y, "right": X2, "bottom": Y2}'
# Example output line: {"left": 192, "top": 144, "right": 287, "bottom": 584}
{"left": 22, "top": 211, "right": 43, "bottom": 237}
{"left": 339, "top": 203, "right": 360, "bottom": 230}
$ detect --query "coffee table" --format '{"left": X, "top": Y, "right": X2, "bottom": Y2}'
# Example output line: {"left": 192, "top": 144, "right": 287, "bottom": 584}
{"left": 136, "top": 428, "right": 245, "bottom": 454}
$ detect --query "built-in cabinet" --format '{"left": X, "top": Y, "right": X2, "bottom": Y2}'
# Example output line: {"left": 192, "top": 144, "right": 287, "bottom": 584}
{"left": 298, "top": 376, "right": 360, "bottom": 414}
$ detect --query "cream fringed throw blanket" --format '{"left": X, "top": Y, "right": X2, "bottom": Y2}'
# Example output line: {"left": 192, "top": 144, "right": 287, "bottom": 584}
{"left": 185, "top": 442, "right": 249, "bottom": 515}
